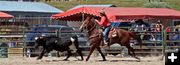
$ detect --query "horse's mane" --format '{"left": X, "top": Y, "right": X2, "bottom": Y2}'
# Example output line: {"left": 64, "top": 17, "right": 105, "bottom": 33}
{"left": 87, "top": 16, "right": 100, "bottom": 28}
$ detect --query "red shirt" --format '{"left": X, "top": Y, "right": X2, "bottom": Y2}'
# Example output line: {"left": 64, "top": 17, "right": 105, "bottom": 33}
{"left": 97, "top": 16, "right": 110, "bottom": 27}
{"left": 166, "top": 27, "right": 170, "bottom": 32}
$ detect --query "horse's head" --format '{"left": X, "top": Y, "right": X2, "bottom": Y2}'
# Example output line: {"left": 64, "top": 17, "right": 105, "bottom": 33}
{"left": 79, "top": 16, "right": 94, "bottom": 32}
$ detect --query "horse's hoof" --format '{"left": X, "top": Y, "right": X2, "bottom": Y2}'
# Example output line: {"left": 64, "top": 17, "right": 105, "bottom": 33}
{"left": 85, "top": 59, "right": 89, "bottom": 61}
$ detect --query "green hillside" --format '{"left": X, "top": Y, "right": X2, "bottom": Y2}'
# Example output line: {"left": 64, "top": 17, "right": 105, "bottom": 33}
{"left": 46, "top": 0, "right": 180, "bottom": 11}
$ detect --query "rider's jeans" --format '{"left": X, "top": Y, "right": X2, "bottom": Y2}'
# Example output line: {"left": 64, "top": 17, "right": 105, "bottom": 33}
{"left": 103, "top": 26, "right": 111, "bottom": 42}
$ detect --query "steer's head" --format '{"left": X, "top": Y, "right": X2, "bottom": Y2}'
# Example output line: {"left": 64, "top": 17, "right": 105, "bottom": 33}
{"left": 34, "top": 35, "right": 46, "bottom": 49}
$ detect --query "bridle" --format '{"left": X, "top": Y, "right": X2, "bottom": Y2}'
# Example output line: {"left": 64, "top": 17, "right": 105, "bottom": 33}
{"left": 81, "top": 17, "right": 97, "bottom": 33}
{"left": 80, "top": 17, "right": 100, "bottom": 40}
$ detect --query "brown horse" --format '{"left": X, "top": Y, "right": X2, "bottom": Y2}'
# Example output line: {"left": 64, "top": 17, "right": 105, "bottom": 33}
{"left": 79, "top": 16, "right": 142, "bottom": 61}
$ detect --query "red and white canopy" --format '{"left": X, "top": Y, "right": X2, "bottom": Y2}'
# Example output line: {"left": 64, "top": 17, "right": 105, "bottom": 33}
{"left": 52, "top": 7, "right": 180, "bottom": 21}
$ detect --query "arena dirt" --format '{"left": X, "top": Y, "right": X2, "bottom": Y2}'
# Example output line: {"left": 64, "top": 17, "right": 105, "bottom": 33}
{"left": 0, "top": 55, "right": 164, "bottom": 65}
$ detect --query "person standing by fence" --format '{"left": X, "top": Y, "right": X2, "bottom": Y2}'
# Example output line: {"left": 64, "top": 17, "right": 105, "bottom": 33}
{"left": 166, "top": 26, "right": 171, "bottom": 40}
{"left": 155, "top": 20, "right": 163, "bottom": 32}
{"left": 155, "top": 20, "right": 164, "bottom": 41}
{"left": 173, "top": 28, "right": 180, "bottom": 46}
{"left": 131, "top": 19, "right": 150, "bottom": 40}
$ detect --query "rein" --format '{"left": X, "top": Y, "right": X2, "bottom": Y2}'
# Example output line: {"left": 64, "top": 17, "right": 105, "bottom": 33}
{"left": 85, "top": 19, "right": 101, "bottom": 40}
{"left": 87, "top": 22, "right": 96, "bottom": 33}
{"left": 89, "top": 34, "right": 99, "bottom": 40}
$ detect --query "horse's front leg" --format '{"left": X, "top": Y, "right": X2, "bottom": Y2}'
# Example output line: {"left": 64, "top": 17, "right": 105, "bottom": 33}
{"left": 86, "top": 45, "right": 96, "bottom": 61}
{"left": 37, "top": 48, "right": 46, "bottom": 60}
{"left": 96, "top": 47, "right": 106, "bottom": 61}
{"left": 63, "top": 50, "right": 72, "bottom": 61}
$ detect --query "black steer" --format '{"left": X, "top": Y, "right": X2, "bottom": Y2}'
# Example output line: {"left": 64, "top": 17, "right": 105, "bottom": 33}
{"left": 35, "top": 35, "right": 84, "bottom": 61}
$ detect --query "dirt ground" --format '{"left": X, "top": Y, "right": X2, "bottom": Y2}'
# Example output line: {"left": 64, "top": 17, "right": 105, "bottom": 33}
{"left": 0, "top": 55, "right": 165, "bottom": 65}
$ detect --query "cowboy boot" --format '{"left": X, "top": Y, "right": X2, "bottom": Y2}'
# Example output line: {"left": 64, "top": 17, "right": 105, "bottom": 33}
{"left": 103, "top": 40, "right": 110, "bottom": 49}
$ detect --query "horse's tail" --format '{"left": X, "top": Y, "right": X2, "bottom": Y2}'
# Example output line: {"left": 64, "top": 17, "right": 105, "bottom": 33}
{"left": 129, "top": 32, "right": 142, "bottom": 49}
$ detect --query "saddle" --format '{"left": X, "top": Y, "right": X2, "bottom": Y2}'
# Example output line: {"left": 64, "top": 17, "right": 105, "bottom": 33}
{"left": 98, "top": 27, "right": 118, "bottom": 38}
{"left": 109, "top": 27, "right": 118, "bottom": 38}
{"left": 97, "top": 27, "right": 118, "bottom": 46}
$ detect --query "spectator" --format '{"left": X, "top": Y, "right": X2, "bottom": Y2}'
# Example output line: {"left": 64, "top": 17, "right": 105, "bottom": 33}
{"left": 173, "top": 29, "right": 180, "bottom": 46}
{"left": 155, "top": 20, "right": 163, "bottom": 32}
{"left": 132, "top": 19, "right": 150, "bottom": 40}
{"left": 133, "top": 19, "right": 150, "bottom": 31}
{"left": 166, "top": 26, "right": 172, "bottom": 46}
{"left": 166, "top": 26, "right": 171, "bottom": 40}
{"left": 154, "top": 20, "right": 164, "bottom": 40}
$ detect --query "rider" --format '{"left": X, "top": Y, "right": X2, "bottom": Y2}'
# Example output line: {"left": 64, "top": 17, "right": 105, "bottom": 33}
{"left": 95, "top": 10, "right": 111, "bottom": 48}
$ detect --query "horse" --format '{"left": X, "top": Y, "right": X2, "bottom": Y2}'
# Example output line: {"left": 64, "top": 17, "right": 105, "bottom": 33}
{"left": 34, "top": 35, "right": 84, "bottom": 61}
{"left": 79, "top": 16, "right": 142, "bottom": 61}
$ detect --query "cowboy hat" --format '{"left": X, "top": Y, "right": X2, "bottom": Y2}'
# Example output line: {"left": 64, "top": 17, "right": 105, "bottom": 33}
{"left": 99, "top": 10, "right": 105, "bottom": 14}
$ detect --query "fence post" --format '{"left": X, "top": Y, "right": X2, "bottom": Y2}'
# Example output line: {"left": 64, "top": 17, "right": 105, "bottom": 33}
{"left": 162, "top": 29, "right": 166, "bottom": 56}
{"left": 58, "top": 27, "right": 61, "bottom": 37}
{"left": 22, "top": 27, "right": 26, "bottom": 57}
{"left": 55, "top": 29, "right": 59, "bottom": 37}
